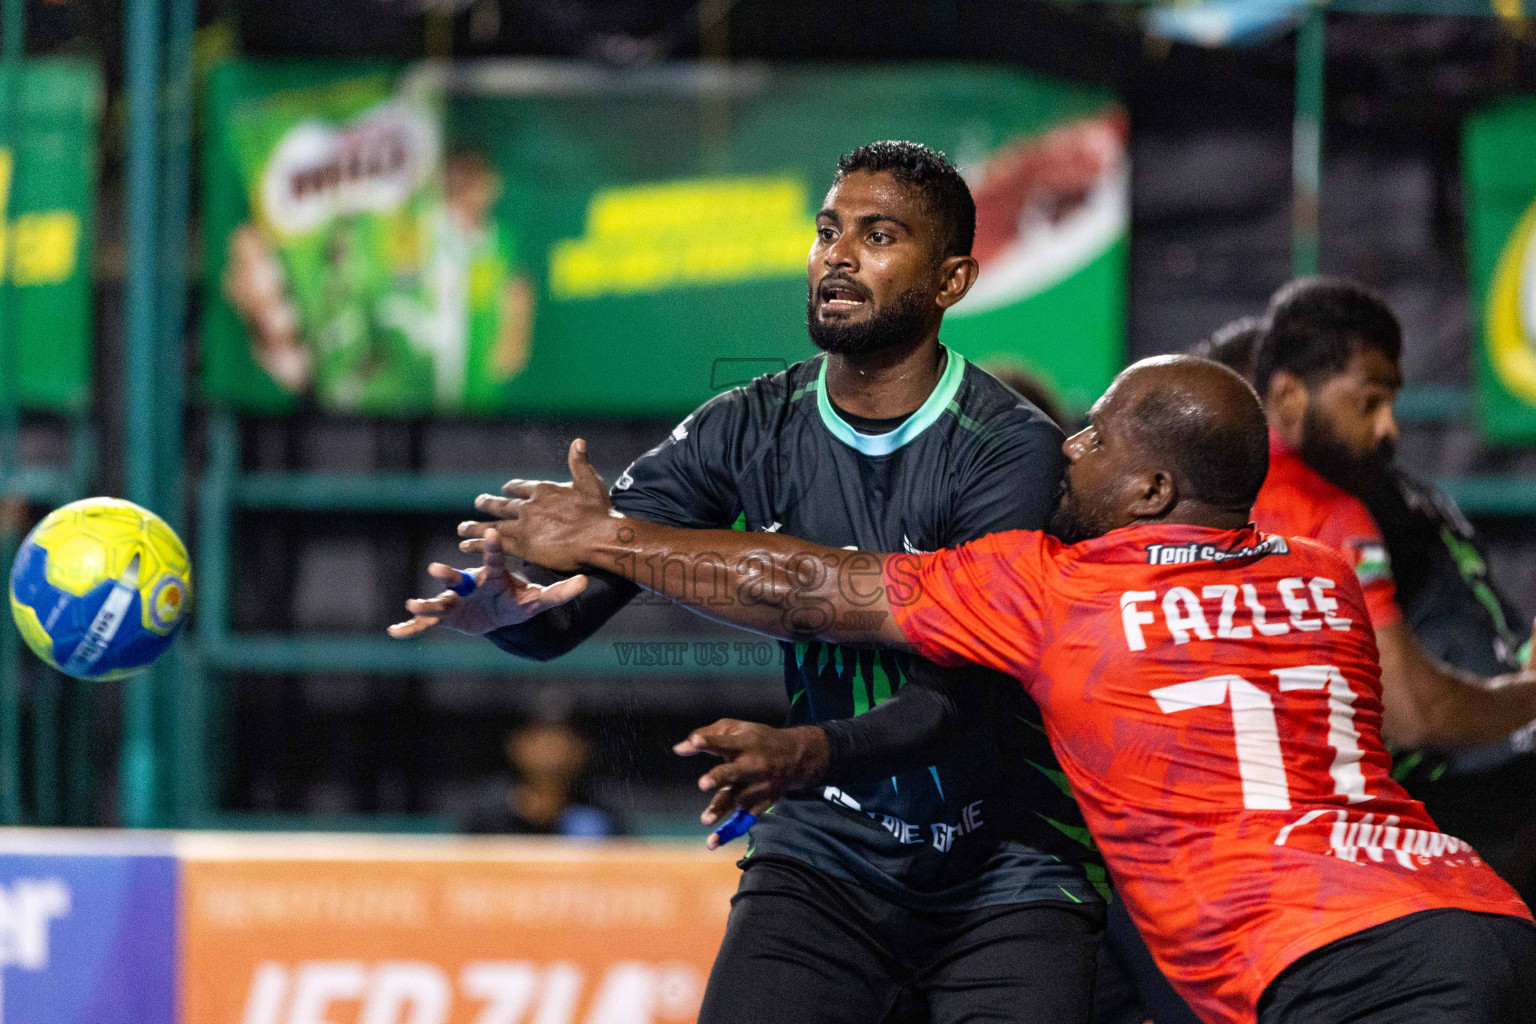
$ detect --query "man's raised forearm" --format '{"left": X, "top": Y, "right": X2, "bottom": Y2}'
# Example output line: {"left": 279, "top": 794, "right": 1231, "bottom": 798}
{"left": 1380, "top": 622, "right": 1536, "bottom": 748}
{"left": 577, "top": 518, "right": 911, "bottom": 648}
{"left": 1417, "top": 663, "right": 1536, "bottom": 749}
{"left": 476, "top": 463, "right": 915, "bottom": 648}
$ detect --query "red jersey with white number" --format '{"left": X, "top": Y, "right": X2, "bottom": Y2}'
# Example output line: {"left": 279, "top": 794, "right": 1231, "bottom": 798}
{"left": 1252, "top": 432, "right": 1402, "bottom": 629}
{"left": 885, "top": 524, "right": 1529, "bottom": 1024}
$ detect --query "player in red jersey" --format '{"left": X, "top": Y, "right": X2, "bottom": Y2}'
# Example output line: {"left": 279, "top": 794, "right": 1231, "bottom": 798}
{"left": 1249, "top": 278, "right": 1536, "bottom": 752}
{"left": 1092, "top": 292, "right": 1536, "bottom": 1024}
{"left": 1239, "top": 279, "right": 1536, "bottom": 918}
{"left": 468, "top": 355, "right": 1536, "bottom": 1024}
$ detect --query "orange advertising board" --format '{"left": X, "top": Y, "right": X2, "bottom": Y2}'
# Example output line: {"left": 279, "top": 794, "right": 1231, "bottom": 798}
{"left": 179, "top": 835, "right": 742, "bottom": 1024}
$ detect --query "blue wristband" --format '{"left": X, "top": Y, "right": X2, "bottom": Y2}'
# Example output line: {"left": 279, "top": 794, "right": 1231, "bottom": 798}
{"left": 711, "top": 809, "right": 756, "bottom": 846}
{"left": 450, "top": 569, "right": 477, "bottom": 596}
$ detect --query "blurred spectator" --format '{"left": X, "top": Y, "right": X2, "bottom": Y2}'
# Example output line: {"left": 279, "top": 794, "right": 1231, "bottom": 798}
{"left": 984, "top": 362, "right": 1073, "bottom": 432}
{"left": 460, "top": 718, "right": 623, "bottom": 837}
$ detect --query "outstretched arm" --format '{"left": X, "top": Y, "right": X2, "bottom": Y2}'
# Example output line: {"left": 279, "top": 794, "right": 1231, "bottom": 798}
{"left": 388, "top": 532, "right": 639, "bottom": 661}
{"left": 483, "top": 566, "right": 639, "bottom": 661}
{"left": 386, "top": 440, "right": 640, "bottom": 659}
{"left": 464, "top": 440, "right": 913, "bottom": 650}
{"left": 1376, "top": 620, "right": 1536, "bottom": 749}
{"left": 483, "top": 513, "right": 913, "bottom": 649}
{"left": 386, "top": 529, "right": 593, "bottom": 641}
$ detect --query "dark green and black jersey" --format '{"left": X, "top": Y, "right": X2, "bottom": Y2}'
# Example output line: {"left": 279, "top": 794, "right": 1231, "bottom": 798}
{"left": 1364, "top": 468, "right": 1535, "bottom": 777}
{"left": 609, "top": 347, "right": 1102, "bottom": 911}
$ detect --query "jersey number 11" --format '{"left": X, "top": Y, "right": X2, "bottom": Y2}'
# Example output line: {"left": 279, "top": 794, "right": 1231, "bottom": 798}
{"left": 1152, "top": 664, "right": 1370, "bottom": 811}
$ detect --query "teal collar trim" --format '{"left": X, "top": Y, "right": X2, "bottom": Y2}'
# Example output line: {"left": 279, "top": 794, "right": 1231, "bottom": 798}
{"left": 815, "top": 346, "right": 966, "bottom": 456}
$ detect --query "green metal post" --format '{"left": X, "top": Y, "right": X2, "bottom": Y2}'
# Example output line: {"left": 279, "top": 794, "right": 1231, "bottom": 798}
{"left": 121, "top": 0, "right": 164, "bottom": 828}
{"left": 0, "top": 0, "right": 24, "bottom": 825}
{"left": 63, "top": 421, "right": 93, "bottom": 823}
{"left": 157, "top": 0, "right": 196, "bottom": 825}
{"left": 199, "top": 413, "right": 236, "bottom": 649}
{"left": 31, "top": 671, "right": 55, "bottom": 822}
{"left": 1292, "top": 6, "right": 1325, "bottom": 277}
{"left": 0, "top": 0, "right": 18, "bottom": 468}
{"left": 188, "top": 410, "right": 239, "bottom": 820}
{"left": 63, "top": 676, "right": 92, "bottom": 823}
{"left": 156, "top": 0, "right": 192, "bottom": 534}
{"left": 0, "top": 516, "right": 16, "bottom": 829}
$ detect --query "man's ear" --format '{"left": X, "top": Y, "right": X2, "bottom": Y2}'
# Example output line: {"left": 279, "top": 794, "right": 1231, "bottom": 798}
{"left": 1127, "top": 470, "right": 1177, "bottom": 520}
{"left": 935, "top": 254, "right": 980, "bottom": 310}
{"left": 1266, "top": 369, "right": 1309, "bottom": 435}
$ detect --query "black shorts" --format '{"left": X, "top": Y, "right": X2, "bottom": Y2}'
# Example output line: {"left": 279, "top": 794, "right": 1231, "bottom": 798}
{"left": 1258, "top": 908, "right": 1536, "bottom": 1024}
{"left": 697, "top": 854, "right": 1103, "bottom": 1024}
{"left": 1092, "top": 896, "right": 1201, "bottom": 1024}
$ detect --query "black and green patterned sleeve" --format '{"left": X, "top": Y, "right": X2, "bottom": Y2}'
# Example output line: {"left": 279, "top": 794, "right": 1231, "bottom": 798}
{"left": 486, "top": 390, "right": 745, "bottom": 660}
{"left": 608, "top": 388, "right": 745, "bottom": 529}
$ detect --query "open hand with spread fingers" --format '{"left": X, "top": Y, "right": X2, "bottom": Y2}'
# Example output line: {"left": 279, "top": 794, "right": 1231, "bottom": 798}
{"left": 387, "top": 528, "right": 590, "bottom": 639}
{"left": 460, "top": 438, "right": 623, "bottom": 575}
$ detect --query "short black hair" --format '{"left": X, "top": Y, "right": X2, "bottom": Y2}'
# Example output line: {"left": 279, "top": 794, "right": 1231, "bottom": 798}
{"left": 1190, "top": 315, "right": 1264, "bottom": 383}
{"left": 1252, "top": 276, "right": 1402, "bottom": 396}
{"left": 836, "top": 141, "right": 976, "bottom": 259}
{"left": 1126, "top": 357, "right": 1270, "bottom": 510}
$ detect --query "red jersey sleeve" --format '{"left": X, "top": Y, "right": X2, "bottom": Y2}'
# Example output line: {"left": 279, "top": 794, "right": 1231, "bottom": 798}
{"left": 1310, "top": 494, "right": 1403, "bottom": 629}
{"left": 882, "top": 530, "right": 1047, "bottom": 676}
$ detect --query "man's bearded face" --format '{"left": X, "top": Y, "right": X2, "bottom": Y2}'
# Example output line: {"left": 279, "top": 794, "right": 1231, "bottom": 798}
{"left": 806, "top": 280, "right": 931, "bottom": 357}
{"left": 1299, "top": 400, "right": 1396, "bottom": 495}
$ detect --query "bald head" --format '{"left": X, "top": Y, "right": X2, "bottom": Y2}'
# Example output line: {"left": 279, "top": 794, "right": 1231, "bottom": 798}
{"left": 1055, "top": 355, "right": 1270, "bottom": 542}
{"left": 1109, "top": 355, "right": 1269, "bottom": 511}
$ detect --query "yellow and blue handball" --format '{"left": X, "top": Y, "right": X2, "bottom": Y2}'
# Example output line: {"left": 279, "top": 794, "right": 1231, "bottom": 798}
{"left": 8, "top": 497, "right": 192, "bottom": 680}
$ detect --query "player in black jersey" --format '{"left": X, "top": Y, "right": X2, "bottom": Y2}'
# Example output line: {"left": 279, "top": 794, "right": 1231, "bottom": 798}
{"left": 391, "top": 142, "right": 1103, "bottom": 1023}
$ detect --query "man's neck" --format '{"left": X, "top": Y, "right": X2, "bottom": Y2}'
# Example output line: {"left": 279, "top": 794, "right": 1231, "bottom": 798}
{"left": 1142, "top": 501, "right": 1251, "bottom": 532}
{"left": 823, "top": 334, "right": 946, "bottom": 420}
{"left": 1267, "top": 412, "right": 1303, "bottom": 452}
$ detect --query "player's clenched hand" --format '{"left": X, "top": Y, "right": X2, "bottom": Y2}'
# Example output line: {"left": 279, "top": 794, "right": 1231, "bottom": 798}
{"left": 674, "top": 720, "right": 830, "bottom": 849}
{"left": 387, "top": 530, "right": 589, "bottom": 639}
{"left": 463, "top": 438, "right": 620, "bottom": 574}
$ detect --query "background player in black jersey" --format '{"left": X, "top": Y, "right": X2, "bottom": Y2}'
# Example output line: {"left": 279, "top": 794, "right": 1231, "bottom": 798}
{"left": 391, "top": 142, "right": 1104, "bottom": 1024}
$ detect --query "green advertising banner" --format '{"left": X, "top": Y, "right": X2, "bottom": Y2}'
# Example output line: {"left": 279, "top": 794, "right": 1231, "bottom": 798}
{"left": 1466, "top": 96, "right": 1536, "bottom": 443}
{"left": 3, "top": 60, "right": 99, "bottom": 413}
{"left": 203, "top": 60, "right": 1126, "bottom": 418}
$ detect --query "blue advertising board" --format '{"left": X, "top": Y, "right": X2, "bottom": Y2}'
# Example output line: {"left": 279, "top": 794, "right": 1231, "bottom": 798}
{"left": 0, "top": 836, "right": 177, "bottom": 1024}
